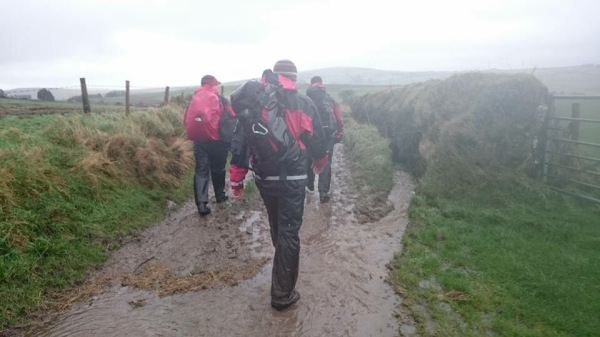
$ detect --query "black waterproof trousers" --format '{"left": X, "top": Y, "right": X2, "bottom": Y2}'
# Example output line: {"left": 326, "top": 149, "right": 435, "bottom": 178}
{"left": 256, "top": 179, "right": 306, "bottom": 306}
{"left": 193, "top": 141, "right": 229, "bottom": 207}
{"left": 307, "top": 142, "right": 335, "bottom": 193}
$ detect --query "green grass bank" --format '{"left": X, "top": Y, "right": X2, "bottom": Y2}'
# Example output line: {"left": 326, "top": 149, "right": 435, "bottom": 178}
{"left": 349, "top": 73, "right": 600, "bottom": 336}
{"left": 395, "top": 173, "right": 600, "bottom": 336}
{"left": 0, "top": 106, "right": 193, "bottom": 330}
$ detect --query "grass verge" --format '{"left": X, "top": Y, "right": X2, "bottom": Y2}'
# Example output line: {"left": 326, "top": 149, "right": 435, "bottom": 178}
{"left": 343, "top": 112, "right": 395, "bottom": 222}
{"left": 390, "top": 171, "right": 600, "bottom": 336}
{"left": 0, "top": 106, "right": 193, "bottom": 330}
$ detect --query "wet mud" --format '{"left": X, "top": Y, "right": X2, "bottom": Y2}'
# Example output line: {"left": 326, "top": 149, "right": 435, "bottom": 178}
{"left": 27, "top": 145, "right": 417, "bottom": 337}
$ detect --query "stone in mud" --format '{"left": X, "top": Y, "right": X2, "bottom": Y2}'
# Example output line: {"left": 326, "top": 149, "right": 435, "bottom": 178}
{"left": 128, "top": 298, "right": 147, "bottom": 308}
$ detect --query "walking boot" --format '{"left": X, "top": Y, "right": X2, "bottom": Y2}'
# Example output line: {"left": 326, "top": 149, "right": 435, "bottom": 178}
{"left": 197, "top": 203, "right": 211, "bottom": 216}
{"left": 319, "top": 192, "right": 330, "bottom": 203}
{"left": 271, "top": 290, "right": 301, "bottom": 311}
{"left": 216, "top": 193, "right": 229, "bottom": 204}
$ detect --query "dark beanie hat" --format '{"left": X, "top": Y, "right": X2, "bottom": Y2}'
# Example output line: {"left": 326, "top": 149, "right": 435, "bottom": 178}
{"left": 201, "top": 75, "right": 220, "bottom": 86}
{"left": 310, "top": 76, "right": 323, "bottom": 84}
{"left": 273, "top": 59, "right": 297, "bottom": 80}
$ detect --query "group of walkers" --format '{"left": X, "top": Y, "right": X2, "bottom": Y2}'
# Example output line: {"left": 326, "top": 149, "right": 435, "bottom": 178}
{"left": 183, "top": 59, "right": 344, "bottom": 311}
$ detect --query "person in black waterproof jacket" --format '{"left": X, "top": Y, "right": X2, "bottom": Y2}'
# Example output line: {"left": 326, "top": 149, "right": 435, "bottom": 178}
{"left": 229, "top": 60, "right": 328, "bottom": 311}
{"left": 306, "top": 76, "right": 344, "bottom": 202}
{"left": 183, "top": 75, "right": 236, "bottom": 215}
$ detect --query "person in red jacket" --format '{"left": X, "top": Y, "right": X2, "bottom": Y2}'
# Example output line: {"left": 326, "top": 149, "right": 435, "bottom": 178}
{"left": 183, "top": 75, "right": 235, "bottom": 215}
{"left": 229, "top": 60, "right": 328, "bottom": 311}
{"left": 305, "top": 76, "right": 344, "bottom": 202}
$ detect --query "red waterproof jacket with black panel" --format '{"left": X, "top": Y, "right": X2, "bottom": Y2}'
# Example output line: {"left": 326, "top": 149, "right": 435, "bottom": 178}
{"left": 183, "top": 84, "right": 235, "bottom": 142}
{"left": 229, "top": 74, "right": 328, "bottom": 190}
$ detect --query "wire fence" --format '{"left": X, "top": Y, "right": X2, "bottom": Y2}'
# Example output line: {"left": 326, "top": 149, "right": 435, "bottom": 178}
{"left": 4, "top": 84, "right": 174, "bottom": 94}
{"left": 0, "top": 78, "right": 201, "bottom": 117}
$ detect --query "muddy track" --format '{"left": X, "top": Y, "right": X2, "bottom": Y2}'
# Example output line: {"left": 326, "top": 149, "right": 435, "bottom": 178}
{"left": 24, "top": 145, "right": 417, "bottom": 337}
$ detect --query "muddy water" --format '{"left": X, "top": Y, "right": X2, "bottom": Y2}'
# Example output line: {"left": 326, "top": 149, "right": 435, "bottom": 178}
{"left": 32, "top": 146, "right": 415, "bottom": 337}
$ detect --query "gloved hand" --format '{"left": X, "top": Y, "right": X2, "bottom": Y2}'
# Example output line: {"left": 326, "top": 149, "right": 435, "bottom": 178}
{"left": 232, "top": 188, "right": 244, "bottom": 201}
{"left": 333, "top": 131, "right": 343, "bottom": 142}
{"left": 312, "top": 155, "right": 328, "bottom": 175}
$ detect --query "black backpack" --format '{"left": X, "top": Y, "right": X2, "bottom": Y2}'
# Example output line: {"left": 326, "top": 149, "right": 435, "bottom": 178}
{"left": 230, "top": 70, "right": 298, "bottom": 163}
{"left": 308, "top": 88, "right": 337, "bottom": 136}
{"left": 217, "top": 96, "right": 236, "bottom": 143}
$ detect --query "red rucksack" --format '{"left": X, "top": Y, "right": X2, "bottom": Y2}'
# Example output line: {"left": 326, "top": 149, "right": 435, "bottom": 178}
{"left": 184, "top": 86, "right": 230, "bottom": 142}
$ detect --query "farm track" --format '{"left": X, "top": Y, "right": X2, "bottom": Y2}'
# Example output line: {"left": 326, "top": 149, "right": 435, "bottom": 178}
{"left": 19, "top": 146, "right": 417, "bottom": 337}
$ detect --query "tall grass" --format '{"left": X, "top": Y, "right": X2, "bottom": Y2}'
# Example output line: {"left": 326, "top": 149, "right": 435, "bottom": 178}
{"left": 0, "top": 106, "right": 193, "bottom": 330}
{"left": 343, "top": 113, "right": 395, "bottom": 221}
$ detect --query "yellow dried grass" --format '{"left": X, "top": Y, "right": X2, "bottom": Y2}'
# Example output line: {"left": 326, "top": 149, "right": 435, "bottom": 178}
{"left": 75, "top": 152, "right": 119, "bottom": 186}
{"left": 121, "top": 258, "right": 269, "bottom": 297}
{"left": 0, "top": 166, "right": 15, "bottom": 209}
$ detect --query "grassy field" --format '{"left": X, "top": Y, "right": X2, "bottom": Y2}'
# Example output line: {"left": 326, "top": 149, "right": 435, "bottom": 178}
{"left": 392, "top": 174, "right": 600, "bottom": 336}
{"left": 0, "top": 98, "right": 140, "bottom": 116}
{"left": 2, "top": 83, "right": 390, "bottom": 115}
{"left": 0, "top": 106, "right": 194, "bottom": 330}
{"left": 107, "top": 83, "right": 392, "bottom": 106}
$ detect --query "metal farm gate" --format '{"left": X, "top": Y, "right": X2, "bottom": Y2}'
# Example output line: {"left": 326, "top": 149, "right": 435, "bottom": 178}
{"left": 541, "top": 95, "right": 600, "bottom": 203}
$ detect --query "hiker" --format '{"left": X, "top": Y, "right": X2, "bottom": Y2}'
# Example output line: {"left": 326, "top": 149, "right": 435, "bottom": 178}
{"left": 229, "top": 60, "right": 328, "bottom": 310}
{"left": 183, "top": 75, "right": 236, "bottom": 215}
{"left": 306, "top": 76, "right": 344, "bottom": 202}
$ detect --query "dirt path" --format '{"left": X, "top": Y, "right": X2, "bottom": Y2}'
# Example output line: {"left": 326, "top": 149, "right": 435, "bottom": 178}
{"left": 28, "top": 146, "right": 416, "bottom": 337}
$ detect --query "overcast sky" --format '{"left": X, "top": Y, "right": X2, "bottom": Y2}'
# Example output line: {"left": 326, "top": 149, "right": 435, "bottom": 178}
{"left": 1, "top": 0, "right": 599, "bottom": 89}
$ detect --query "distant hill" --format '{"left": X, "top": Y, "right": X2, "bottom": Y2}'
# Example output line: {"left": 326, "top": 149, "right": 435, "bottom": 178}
{"left": 5, "top": 65, "right": 599, "bottom": 102}
{"left": 294, "top": 65, "right": 600, "bottom": 95}
{"left": 518, "top": 64, "right": 600, "bottom": 95}
{"left": 296, "top": 67, "right": 453, "bottom": 86}
{"left": 231, "top": 64, "right": 600, "bottom": 95}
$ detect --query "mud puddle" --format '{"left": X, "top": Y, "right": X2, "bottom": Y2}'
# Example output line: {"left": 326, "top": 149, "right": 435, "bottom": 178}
{"left": 28, "top": 146, "right": 416, "bottom": 337}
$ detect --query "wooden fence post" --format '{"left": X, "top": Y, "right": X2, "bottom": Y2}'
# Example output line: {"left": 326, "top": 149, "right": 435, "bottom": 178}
{"left": 80, "top": 78, "right": 91, "bottom": 113}
{"left": 164, "top": 86, "right": 170, "bottom": 105}
{"left": 125, "top": 80, "right": 130, "bottom": 115}
{"left": 541, "top": 99, "right": 554, "bottom": 181}
{"left": 220, "top": 85, "right": 224, "bottom": 96}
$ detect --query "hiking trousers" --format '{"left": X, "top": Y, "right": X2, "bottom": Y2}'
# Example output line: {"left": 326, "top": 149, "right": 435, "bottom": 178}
{"left": 193, "top": 141, "right": 229, "bottom": 206}
{"left": 256, "top": 179, "right": 306, "bottom": 306}
{"left": 307, "top": 142, "right": 335, "bottom": 193}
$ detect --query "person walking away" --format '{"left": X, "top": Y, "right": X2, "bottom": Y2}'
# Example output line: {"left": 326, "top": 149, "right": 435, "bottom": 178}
{"left": 305, "top": 76, "right": 344, "bottom": 202}
{"left": 229, "top": 60, "right": 328, "bottom": 310}
{"left": 183, "top": 75, "right": 236, "bottom": 215}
